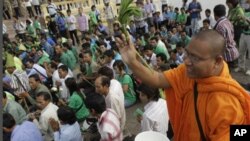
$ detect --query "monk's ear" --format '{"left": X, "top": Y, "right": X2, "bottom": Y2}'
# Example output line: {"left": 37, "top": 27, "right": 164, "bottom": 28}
{"left": 214, "top": 55, "right": 224, "bottom": 67}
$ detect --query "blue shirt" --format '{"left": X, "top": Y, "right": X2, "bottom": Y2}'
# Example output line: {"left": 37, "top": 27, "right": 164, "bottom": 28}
{"left": 11, "top": 121, "right": 43, "bottom": 141}
{"left": 47, "top": 37, "right": 56, "bottom": 47}
{"left": 42, "top": 42, "right": 54, "bottom": 58}
{"left": 54, "top": 122, "right": 82, "bottom": 141}
{"left": 56, "top": 16, "right": 67, "bottom": 31}
{"left": 188, "top": 2, "right": 202, "bottom": 19}
{"left": 165, "top": 11, "right": 176, "bottom": 21}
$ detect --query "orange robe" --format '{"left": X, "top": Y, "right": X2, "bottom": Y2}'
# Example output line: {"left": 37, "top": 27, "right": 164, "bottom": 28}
{"left": 164, "top": 62, "right": 250, "bottom": 141}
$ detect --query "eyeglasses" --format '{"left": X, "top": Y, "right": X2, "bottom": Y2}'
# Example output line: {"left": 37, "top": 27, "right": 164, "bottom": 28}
{"left": 183, "top": 49, "right": 211, "bottom": 63}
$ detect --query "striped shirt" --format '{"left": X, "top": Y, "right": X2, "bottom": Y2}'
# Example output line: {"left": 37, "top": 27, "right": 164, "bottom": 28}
{"left": 98, "top": 109, "right": 122, "bottom": 141}
{"left": 214, "top": 17, "right": 239, "bottom": 62}
{"left": 9, "top": 69, "right": 30, "bottom": 96}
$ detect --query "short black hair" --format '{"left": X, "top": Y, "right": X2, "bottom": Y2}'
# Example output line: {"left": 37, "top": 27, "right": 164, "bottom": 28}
{"left": 203, "top": 19, "right": 210, "bottom": 25}
{"left": 36, "top": 92, "right": 51, "bottom": 101}
{"left": 104, "top": 49, "right": 114, "bottom": 58}
{"left": 58, "top": 65, "right": 68, "bottom": 72}
{"left": 176, "top": 42, "right": 185, "bottom": 48}
{"left": 3, "top": 113, "right": 16, "bottom": 129}
{"left": 113, "top": 60, "right": 126, "bottom": 71}
{"left": 205, "top": 9, "right": 211, "bottom": 13}
{"left": 57, "top": 106, "right": 77, "bottom": 125}
{"left": 143, "top": 44, "right": 153, "bottom": 51}
{"left": 29, "top": 74, "right": 41, "bottom": 82}
{"left": 214, "top": 4, "right": 226, "bottom": 18}
{"left": 98, "top": 66, "right": 114, "bottom": 79}
{"left": 138, "top": 83, "right": 160, "bottom": 101}
{"left": 83, "top": 49, "right": 93, "bottom": 56}
{"left": 85, "top": 93, "right": 106, "bottom": 114}
{"left": 156, "top": 53, "right": 167, "bottom": 63}
{"left": 26, "top": 59, "right": 35, "bottom": 64}
{"left": 65, "top": 77, "right": 79, "bottom": 96}
{"left": 150, "top": 37, "right": 158, "bottom": 42}
{"left": 66, "top": 9, "right": 71, "bottom": 13}
{"left": 98, "top": 76, "right": 111, "bottom": 87}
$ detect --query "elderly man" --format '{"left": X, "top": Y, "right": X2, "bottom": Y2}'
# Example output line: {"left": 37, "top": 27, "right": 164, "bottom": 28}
{"left": 115, "top": 30, "right": 250, "bottom": 141}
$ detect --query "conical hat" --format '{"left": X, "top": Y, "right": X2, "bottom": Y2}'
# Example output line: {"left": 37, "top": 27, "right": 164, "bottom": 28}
{"left": 5, "top": 52, "right": 15, "bottom": 68}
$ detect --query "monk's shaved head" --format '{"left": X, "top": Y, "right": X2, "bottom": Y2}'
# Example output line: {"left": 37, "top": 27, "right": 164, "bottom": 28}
{"left": 192, "top": 30, "right": 226, "bottom": 58}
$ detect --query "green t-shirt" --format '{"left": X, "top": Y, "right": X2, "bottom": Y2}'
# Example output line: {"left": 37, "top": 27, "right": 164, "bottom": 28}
{"left": 27, "top": 25, "right": 36, "bottom": 38}
{"left": 176, "top": 13, "right": 187, "bottom": 25}
{"left": 89, "top": 11, "right": 97, "bottom": 25}
{"left": 60, "top": 52, "right": 71, "bottom": 69}
{"left": 68, "top": 92, "right": 89, "bottom": 121}
{"left": 117, "top": 74, "right": 136, "bottom": 103}
{"left": 38, "top": 54, "right": 51, "bottom": 65}
{"left": 66, "top": 50, "right": 77, "bottom": 70}
{"left": 228, "top": 4, "right": 245, "bottom": 27}
{"left": 34, "top": 20, "right": 41, "bottom": 30}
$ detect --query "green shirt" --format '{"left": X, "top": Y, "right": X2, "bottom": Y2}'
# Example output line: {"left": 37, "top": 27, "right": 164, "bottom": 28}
{"left": 38, "top": 53, "right": 51, "bottom": 65}
{"left": 85, "top": 61, "right": 99, "bottom": 77}
{"left": 4, "top": 100, "right": 27, "bottom": 124}
{"left": 68, "top": 91, "right": 89, "bottom": 121}
{"left": 66, "top": 50, "right": 77, "bottom": 70}
{"left": 181, "top": 36, "right": 191, "bottom": 46}
{"left": 243, "top": 12, "right": 250, "bottom": 34}
{"left": 117, "top": 74, "right": 136, "bottom": 103}
{"left": 34, "top": 20, "right": 41, "bottom": 30}
{"left": 60, "top": 52, "right": 71, "bottom": 70}
{"left": 89, "top": 11, "right": 97, "bottom": 25}
{"left": 27, "top": 25, "right": 36, "bottom": 38}
{"left": 176, "top": 13, "right": 187, "bottom": 25}
{"left": 154, "top": 41, "right": 170, "bottom": 60}
{"left": 228, "top": 4, "right": 245, "bottom": 27}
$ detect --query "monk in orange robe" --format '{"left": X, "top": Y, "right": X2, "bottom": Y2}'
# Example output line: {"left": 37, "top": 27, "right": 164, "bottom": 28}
{"left": 115, "top": 30, "right": 250, "bottom": 141}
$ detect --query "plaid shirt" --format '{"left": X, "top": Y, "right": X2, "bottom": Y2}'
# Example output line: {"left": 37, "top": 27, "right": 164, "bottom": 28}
{"left": 9, "top": 69, "right": 30, "bottom": 96}
{"left": 214, "top": 17, "right": 239, "bottom": 62}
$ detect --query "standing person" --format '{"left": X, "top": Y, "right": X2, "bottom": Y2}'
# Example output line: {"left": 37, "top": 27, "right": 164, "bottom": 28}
{"left": 12, "top": 0, "right": 21, "bottom": 17}
{"left": 94, "top": 76, "right": 126, "bottom": 130}
{"left": 77, "top": 7, "right": 89, "bottom": 38}
{"left": 24, "top": 0, "right": 34, "bottom": 18}
{"left": 103, "top": 2, "right": 115, "bottom": 35}
{"left": 3, "top": 113, "right": 43, "bottom": 141}
{"left": 13, "top": 16, "right": 26, "bottom": 41}
{"left": 89, "top": 5, "right": 98, "bottom": 33}
{"left": 227, "top": 0, "right": 245, "bottom": 45}
{"left": 46, "top": 16, "right": 58, "bottom": 39}
{"left": 188, "top": 0, "right": 202, "bottom": 35}
{"left": 66, "top": 9, "right": 79, "bottom": 46}
{"left": 47, "top": 0, "right": 58, "bottom": 19}
{"left": 115, "top": 30, "right": 250, "bottom": 141}
{"left": 213, "top": 4, "right": 239, "bottom": 69}
{"left": 144, "top": 0, "right": 155, "bottom": 26}
{"left": 49, "top": 106, "right": 83, "bottom": 141}
{"left": 85, "top": 93, "right": 123, "bottom": 141}
{"left": 205, "top": 9, "right": 216, "bottom": 28}
{"left": 32, "top": 0, "right": 42, "bottom": 16}
{"left": 235, "top": 0, "right": 250, "bottom": 75}
{"left": 55, "top": 11, "right": 68, "bottom": 38}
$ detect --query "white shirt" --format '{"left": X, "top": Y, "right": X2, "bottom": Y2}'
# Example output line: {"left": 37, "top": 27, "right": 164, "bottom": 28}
{"left": 141, "top": 99, "right": 169, "bottom": 135}
{"left": 52, "top": 63, "right": 73, "bottom": 87}
{"left": 98, "top": 109, "right": 122, "bottom": 141}
{"left": 33, "top": 102, "right": 59, "bottom": 141}
{"left": 54, "top": 122, "right": 83, "bottom": 141}
{"left": 145, "top": 53, "right": 157, "bottom": 68}
{"left": 3, "top": 23, "right": 7, "bottom": 34}
{"left": 105, "top": 88, "right": 126, "bottom": 130}
{"left": 206, "top": 16, "right": 216, "bottom": 28}
{"left": 24, "top": 0, "right": 32, "bottom": 7}
{"left": 104, "top": 6, "right": 114, "bottom": 20}
{"left": 47, "top": 3, "right": 57, "bottom": 16}
{"left": 28, "top": 64, "right": 48, "bottom": 82}
{"left": 110, "top": 79, "right": 124, "bottom": 100}
{"left": 66, "top": 15, "right": 77, "bottom": 31}
{"left": 59, "top": 74, "right": 73, "bottom": 100}
{"left": 32, "top": 0, "right": 40, "bottom": 5}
